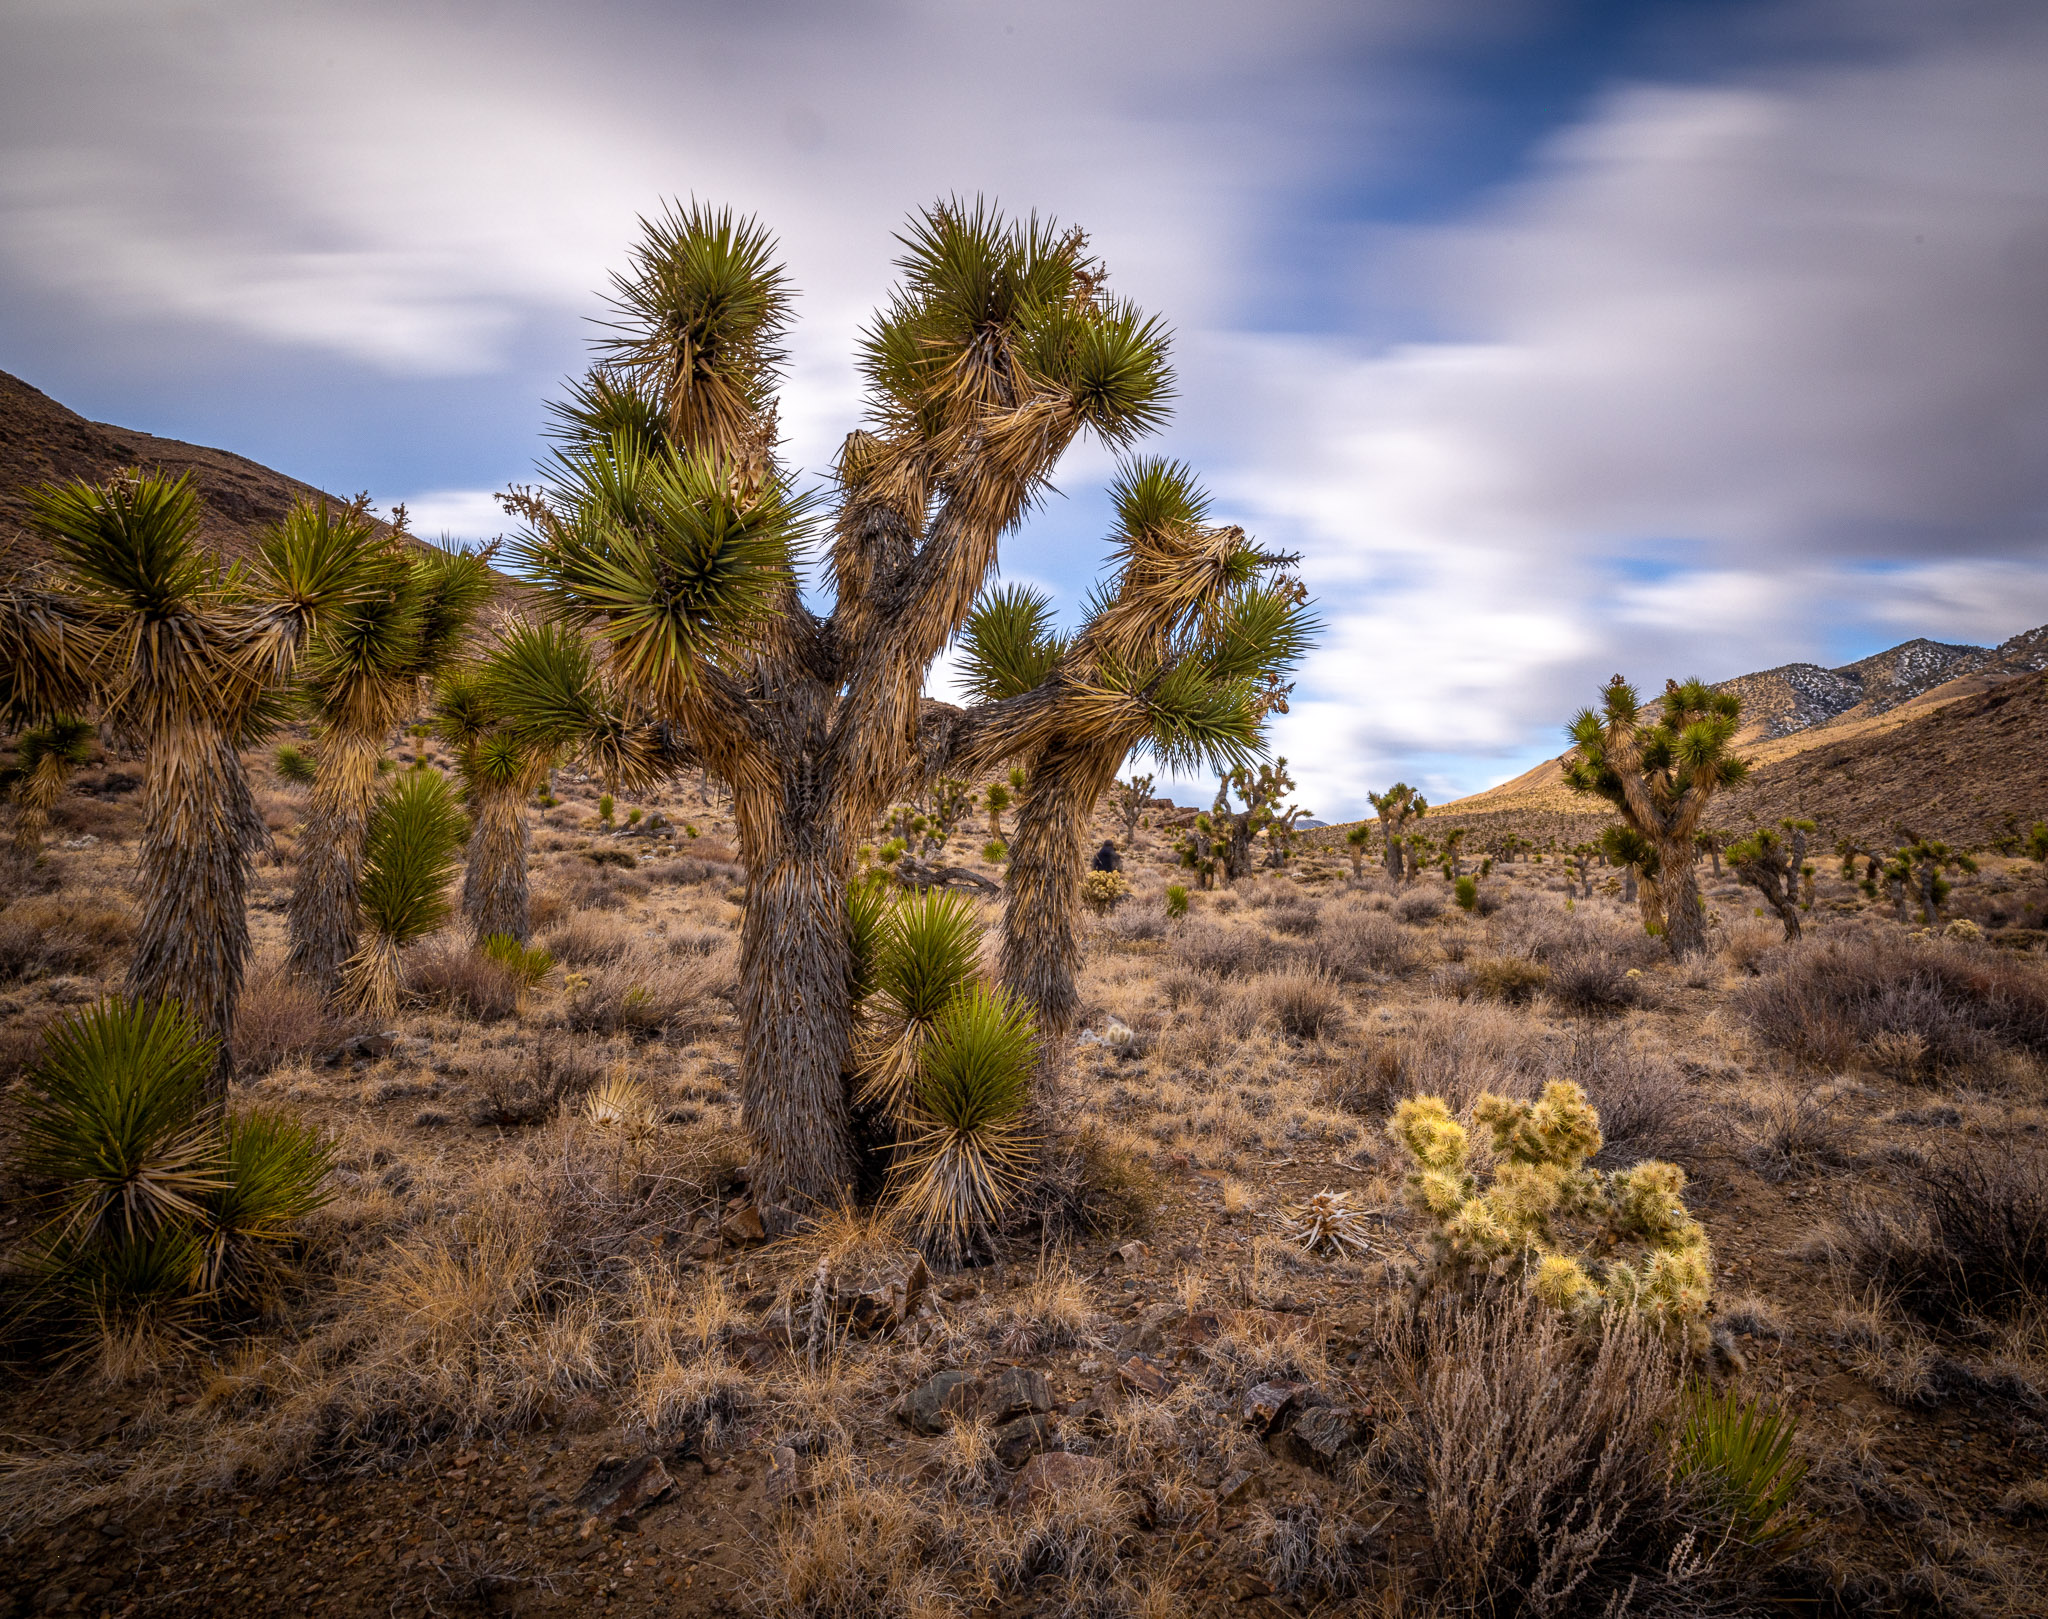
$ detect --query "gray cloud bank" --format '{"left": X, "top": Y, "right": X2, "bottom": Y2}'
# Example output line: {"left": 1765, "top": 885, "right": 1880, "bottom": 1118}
{"left": 4, "top": 0, "right": 2046, "bottom": 814}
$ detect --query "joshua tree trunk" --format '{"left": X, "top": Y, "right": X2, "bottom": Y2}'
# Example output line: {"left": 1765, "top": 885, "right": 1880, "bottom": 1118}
{"left": 1917, "top": 868, "right": 1940, "bottom": 927}
{"left": 129, "top": 725, "right": 265, "bottom": 1096}
{"left": 1653, "top": 836, "right": 1705, "bottom": 955}
{"left": 12, "top": 756, "right": 70, "bottom": 856}
{"left": 736, "top": 808, "right": 856, "bottom": 1210}
{"left": 287, "top": 731, "right": 381, "bottom": 991}
{"left": 463, "top": 784, "right": 530, "bottom": 943}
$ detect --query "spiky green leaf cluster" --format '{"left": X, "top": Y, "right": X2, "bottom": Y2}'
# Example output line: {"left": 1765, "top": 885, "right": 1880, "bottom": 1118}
{"left": 358, "top": 767, "right": 466, "bottom": 945}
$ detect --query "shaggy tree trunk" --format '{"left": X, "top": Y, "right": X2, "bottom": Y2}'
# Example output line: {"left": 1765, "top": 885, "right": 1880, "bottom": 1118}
{"left": 463, "top": 785, "right": 530, "bottom": 943}
{"left": 736, "top": 807, "right": 856, "bottom": 1211}
{"left": 1654, "top": 837, "right": 1707, "bottom": 956}
{"left": 12, "top": 755, "right": 71, "bottom": 856}
{"left": 1917, "top": 869, "right": 1940, "bottom": 927}
{"left": 287, "top": 731, "right": 381, "bottom": 992}
{"left": 1381, "top": 822, "right": 1402, "bottom": 880}
{"left": 129, "top": 724, "right": 264, "bottom": 1097}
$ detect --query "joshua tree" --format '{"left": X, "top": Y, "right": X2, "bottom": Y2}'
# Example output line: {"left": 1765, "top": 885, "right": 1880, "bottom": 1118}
{"left": 1893, "top": 833, "right": 1977, "bottom": 928}
{"left": 1564, "top": 842, "right": 1595, "bottom": 899}
{"left": 1343, "top": 822, "right": 1371, "bottom": 880}
{"left": 286, "top": 508, "right": 492, "bottom": 995}
{"left": 1177, "top": 814, "right": 1222, "bottom": 890}
{"left": 1368, "top": 783, "right": 1426, "bottom": 881}
{"left": 1440, "top": 826, "right": 1469, "bottom": 879}
{"left": 927, "top": 777, "right": 979, "bottom": 851}
{"left": 14, "top": 476, "right": 364, "bottom": 1090}
{"left": 1728, "top": 818, "right": 1814, "bottom": 941}
{"left": 984, "top": 779, "right": 1011, "bottom": 839}
{"left": 1565, "top": 677, "right": 1749, "bottom": 959}
{"left": 1111, "top": 772, "right": 1154, "bottom": 843}
{"left": 3, "top": 714, "right": 94, "bottom": 855}
{"left": 1695, "top": 825, "right": 1729, "bottom": 877}
{"left": 1189, "top": 759, "right": 1300, "bottom": 884}
{"left": 337, "top": 767, "right": 466, "bottom": 1016}
{"left": 508, "top": 201, "right": 1308, "bottom": 1205}
{"left": 1602, "top": 824, "right": 1661, "bottom": 929}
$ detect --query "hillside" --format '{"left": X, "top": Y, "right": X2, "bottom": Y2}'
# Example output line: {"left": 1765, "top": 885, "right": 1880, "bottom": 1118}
{"left": 0, "top": 368, "right": 512, "bottom": 581}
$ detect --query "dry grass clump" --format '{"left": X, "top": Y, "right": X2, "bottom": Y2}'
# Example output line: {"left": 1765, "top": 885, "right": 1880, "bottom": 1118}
{"left": 555, "top": 947, "right": 732, "bottom": 1040}
{"left": 467, "top": 1036, "right": 605, "bottom": 1126}
{"left": 1026, "top": 1126, "right": 1161, "bottom": 1241}
{"left": 1735, "top": 928, "right": 2048, "bottom": 1076}
{"left": 561, "top": 863, "right": 654, "bottom": 912}
{"left": 1558, "top": 1029, "right": 1717, "bottom": 1171}
{"left": 539, "top": 912, "right": 637, "bottom": 966}
{"left": 1317, "top": 903, "right": 1417, "bottom": 981}
{"left": 234, "top": 959, "right": 351, "bottom": 1074}
{"left": 1263, "top": 894, "right": 1322, "bottom": 937}
{"left": 1382, "top": 1297, "right": 1773, "bottom": 1615}
{"left": 0, "top": 892, "right": 134, "bottom": 984}
{"left": 1393, "top": 889, "right": 1443, "bottom": 925}
{"left": 1099, "top": 897, "right": 1170, "bottom": 945}
{"left": 1250, "top": 966, "right": 1345, "bottom": 1041}
{"left": 1172, "top": 921, "right": 1287, "bottom": 979}
{"left": 403, "top": 935, "right": 521, "bottom": 1021}
{"left": 1545, "top": 949, "right": 1644, "bottom": 1016}
{"left": 1829, "top": 1145, "right": 2048, "bottom": 1328}
{"left": 1334, "top": 1000, "right": 1545, "bottom": 1116}
{"left": 1469, "top": 955, "right": 1549, "bottom": 1006}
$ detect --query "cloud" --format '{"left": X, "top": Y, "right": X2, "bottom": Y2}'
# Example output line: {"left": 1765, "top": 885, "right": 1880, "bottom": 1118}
{"left": 390, "top": 490, "right": 509, "bottom": 547}
{"left": 1188, "top": 5, "right": 2048, "bottom": 813}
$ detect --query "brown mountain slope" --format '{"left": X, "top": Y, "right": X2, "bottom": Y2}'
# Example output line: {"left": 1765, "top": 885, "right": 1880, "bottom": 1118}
{"left": 0, "top": 367, "right": 374, "bottom": 564}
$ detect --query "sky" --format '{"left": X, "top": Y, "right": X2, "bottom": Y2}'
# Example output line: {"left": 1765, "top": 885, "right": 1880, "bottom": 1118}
{"left": 5, "top": 0, "right": 2047, "bottom": 818}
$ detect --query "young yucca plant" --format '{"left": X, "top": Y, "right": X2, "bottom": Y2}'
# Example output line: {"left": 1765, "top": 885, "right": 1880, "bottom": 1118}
{"left": 272, "top": 744, "right": 318, "bottom": 787}
{"left": 888, "top": 984, "right": 1038, "bottom": 1263}
{"left": 1165, "top": 882, "right": 1190, "bottom": 919}
{"left": 1676, "top": 1382, "right": 1809, "bottom": 1552}
{"left": 16, "top": 999, "right": 225, "bottom": 1252}
{"left": 197, "top": 1110, "right": 335, "bottom": 1301}
{"left": 338, "top": 768, "right": 466, "bottom": 1017}
{"left": 4, "top": 713, "right": 94, "bottom": 855}
{"left": 47, "top": 1223, "right": 211, "bottom": 1375}
{"left": 481, "top": 931, "right": 556, "bottom": 990}
{"left": 853, "top": 890, "right": 981, "bottom": 1129}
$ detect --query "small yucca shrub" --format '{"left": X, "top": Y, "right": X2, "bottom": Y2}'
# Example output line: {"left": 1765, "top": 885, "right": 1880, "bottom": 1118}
{"left": 1165, "top": 882, "right": 1190, "bottom": 919}
{"left": 889, "top": 984, "right": 1038, "bottom": 1262}
{"left": 482, "top": 931, "right": 556, "bottom": 990}
{"left": 340, "top": 768, "right": 466, "bottom": 1015}
{"left": 1676, "top": 1382, "right": 1808, "bottom": 1550}
{"left": 12, "top": 1001, "right": 334, "bottom": 1358}
{"left": 272, "top": 744, "right": 317, "bottom": 787}
{"left": 982, "top": 837, "right": 1007, "bottom": 863}
{"left": 853, "top": 890, "right": 981, "bottom": 1126}
{"left": 597, "top": 792, "right": 615, "bottom": 826}
{"left": 1454, "top": 875, "right": 1478, "bottom": 912}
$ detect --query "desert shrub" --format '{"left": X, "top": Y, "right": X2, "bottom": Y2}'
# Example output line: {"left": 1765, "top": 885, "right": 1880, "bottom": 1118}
{"left": 1394, "top": 890, "right": 1442, "bottom": 924}
{"left": 1334, "top": 1001, "right": 1545, "bottom": 1117}
{"left": 1172, "top": 920, "right": 1286, "bottom": 979}
{"left": 1557, "top": 1030, "right": 1713, "bottom": 1171}
{"left": 581, "top": 844, "right": 638, "bottom": 869}
{"left": 1248, "top": 1499, "right": 1375, "bottom": 1598}
{"left": 0, "top": 893, "right": 136, "bottom": 984}
{"left": 1546, "top": 950, "right": 1642, "bottom": 1016}
{"left": 1256, "top": 966, "right": 1344, "bottom": 1040}
{"left": 1495, "top": 899, "right": 1656, "bottom": 969}
{"left": 0, "top": 850, "right": 63, "bottom": 907}
{"left": 1386, "top": 1297, "right": 1776, "bottom": 1614}
{"left": 1470, "top": 955, "right": 1549, "bottom": 1005}
{"left": 1453, "top": 875, "right": 1477, "bottom": 912}
{"left": 560, "top": 863, "right": 653, "bottom": 912}
{"left": 1318, "top": 905, "right": 1416, "bottom": 981}
{"left": 1720, "top": 915, "right": 1781, "bottom": 975}
{"left": 403, "top": 936, "right": 520, "bottom": 1021}
{"left": 1099, "top": 898, "right": 1167, "bottom": 944}
{"left": 234, "top": 961, "right": 347, "bottom": 1076}
{"left": 1158, "top": 968, "right": 1220, "bottom": 1011}
{"left": 557, "top": 950, "right": 730, "bottom": 1040}
{"left": 468, "top": 1037, "right": 606, "bottom": 1126}
{"left": 1735, "top": 928, "right": 2048, "bottom": 1074}
{"left": 480, "top": 932, "right": 555, "bottom": 989}
{"left": 1391, "top": 1081, "right": 1712, "bottom": 1348}
{"left": 540, "top": 913, "right": 636, "bottom": 966}
{"left": 1830, "top": 1145, "right": 2048, "bottom": 1327}
{"left": 1743, "top": 1086, "right": 1856, "bottom": 1183}
{"left": 1266, "top": 896, "right": 1322, "bottom": 937}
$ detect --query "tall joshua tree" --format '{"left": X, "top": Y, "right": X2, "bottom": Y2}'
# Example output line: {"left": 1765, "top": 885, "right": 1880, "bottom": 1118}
{"left": 4, "top": 714, "right": 95, "bottom": 855}
{"left": 17, "top": 475, "right": 364, "bottom": 1087}
{"left": 511, "top": 201, "right": 1308, "bottom": 1205}
{"left": 1369, "top": 783, "right": 1426, "bottom": 881}
{"left": 1566, "top": 677, "right": 1749, "bottom": 959}
{"left": 287, "top": 507, "right": 492, "bottom": 993}
{"left": 1728, "top": 817, "right": 1814, "bottom": 941}
{"left": 1111, "top": 772, "right": 1154, "bottom": 844}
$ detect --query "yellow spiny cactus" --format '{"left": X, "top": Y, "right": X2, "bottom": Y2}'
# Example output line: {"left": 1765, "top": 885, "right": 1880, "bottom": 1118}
{"left": 1390, "top": 1079, "right": 1714, "bottom": 1351}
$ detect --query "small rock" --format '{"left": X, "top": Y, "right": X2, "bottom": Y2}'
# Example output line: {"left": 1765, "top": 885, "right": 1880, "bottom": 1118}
{"left": 1241, "top": 1381, "right": 1309, "bottom": 1433}
{"left": 1117, "top": 1353, "right": 1174, "bottom": 1398}
{"left": 572, "top": 1454, "right": 676, "bottom": 1529}
{"left": 1111, "top": 1240, "right": 1151, "bottom": 1266}
{"left": 1216, "top": 1469, "right": 1257, "bottom": 1505}
{"left": 719, "top": 1203, "right": 767, "bottom": 1243}
{"left": 992, "top": 1413, "right": 1057, "bottom": 1469}
{"left": 979, "top": 1366, "right": 1053, "bottom": 1425}
{"left": 1008, "top": 1450, "right": 1112, "bottom": 1509}
{"left": 1167, "top": 1310, "right": 1226, "bottom": 1348}
{"left": 1282, "top": 1404, "right": 1361, "bottom": 1466}
{"left": 766, "top": 1445, "right": 812, "bottom": 1507}
{"left": 895, "top": 1369, "right": 977, "bottom": 1435}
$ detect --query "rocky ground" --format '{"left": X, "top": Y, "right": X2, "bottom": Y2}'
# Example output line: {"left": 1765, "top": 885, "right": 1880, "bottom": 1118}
{"left": 5, "top": 753, "right": 2048, "bottom": 1615}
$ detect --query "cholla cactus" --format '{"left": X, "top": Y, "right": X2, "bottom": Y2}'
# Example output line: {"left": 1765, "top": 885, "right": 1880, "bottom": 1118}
{"left": 1390, "top": 1080, "right": 1713, "bottom": 1350}
{"left": 1081, "top": 868, "right": 1131, "bottom": 913}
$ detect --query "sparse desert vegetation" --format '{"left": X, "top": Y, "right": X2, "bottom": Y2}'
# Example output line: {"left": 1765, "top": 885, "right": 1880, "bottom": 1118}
{"left": 5, "top": 201, "right": 2048, "bottom": 1619}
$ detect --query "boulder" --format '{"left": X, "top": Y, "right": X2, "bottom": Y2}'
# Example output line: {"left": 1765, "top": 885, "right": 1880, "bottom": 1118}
{"left": 571, "top": 1454, "right": 676, "bottom": 1533}
{"left": 895, "top": 1369, "right": 977, "bottom": 1435}
{"left": 1008, "top": 1450, "right": 1113, "bottom": 1510}
{"left": 992, "top": 1413, "right": 1057, "bottom": 1469}
{"left": 979, "top": 1365, "right": 1053, "bottom": 1425}
{"left": 1241, "top": 1381, "right": 1310, "bottom": 1433}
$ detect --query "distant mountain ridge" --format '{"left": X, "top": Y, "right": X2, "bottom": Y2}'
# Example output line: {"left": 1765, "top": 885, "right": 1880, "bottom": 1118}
{"left": 1718, "top": 629, "right": 2048, "bottom": 741}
